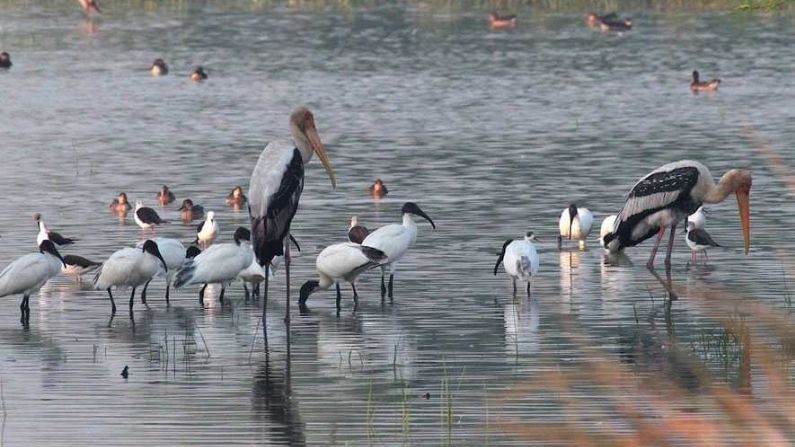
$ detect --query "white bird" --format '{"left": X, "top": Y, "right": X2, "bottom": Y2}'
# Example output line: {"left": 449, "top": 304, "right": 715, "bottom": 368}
{"left": 93, "top": 240, "right": 168, "bottom": 316}
{"left": 0, "top": 240, "right": 65, "bottom": 324}
{"left": 134, "top": 200, "right": 167, "bottom": 234}
{"left": 174, "top": 227, "right": 255, "bottom": 306}
{"left": 493, "top": 232, "right": 540, "bottom": 295}
{"left": 684, "top": 221, "right": 721, "bottom": 264}
{"left": 687, "top": 206, "right": 707, "bottom": 230}
{"left": 603, "top": 160, "right": 751, "bottom": 270}
{"left": 195, "top": 211, "right": 219, "bottom": 248}
{"left": 248, "top": 106, "right": 336, "bottom": 323}
{"left": 599, "top": 214, "right": 618, "bottom": 249}
{"left": 298, "top": 243, "right": 387, "bottom": 311}
{"left": 135, "top": 238, "right": 189, "bottom": 306}
{"left": 34, "top": 213, "right": 77, "bottom": 246}
{"left": 62, "top": 254, "right": 102, "bottom": 280}
{"left": 558, "top": 204, "right": 593, "bottom": 249}
{"left": 362, "top": 202, "right": 435, "bottom": 298}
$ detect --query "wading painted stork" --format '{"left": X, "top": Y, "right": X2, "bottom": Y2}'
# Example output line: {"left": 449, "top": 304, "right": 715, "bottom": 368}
{"left": 361, "top": 202, "right": 435, "bottom": 298}
{"left": 0, "top": 240, "right": 65, "bottom": 324}
{"left": 348, "top": 216, "right": 369, "bottom": 244}
{"left": 603, "top": 160, "right": 751, "bottom": 270}
{"left": 248, "top": 106, "right": 336, "bottom": 323}
{"left": 558, "top": 204, "right": 593, "bottom": 249}
{"left": 93, "top": 240, "right": 167, "bottom": 316}
{"left": 685, "top": 221, "right": 721, "bottom": 264}
{"left": 298, "top": 243, "right": 387, "bottom": 312}
{"left": 493, "top": 232, "right": 540, "bottom": 296}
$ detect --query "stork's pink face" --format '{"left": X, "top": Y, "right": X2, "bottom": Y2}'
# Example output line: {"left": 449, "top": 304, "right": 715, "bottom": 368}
{"left": 293, "top": 108, "right": 336, "bottom": 189}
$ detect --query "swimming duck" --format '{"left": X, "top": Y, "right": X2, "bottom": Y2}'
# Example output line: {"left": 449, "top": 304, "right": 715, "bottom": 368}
{"left": 599, "top": 17, "right": 632, "bottom": 32}
{"left": 690, "top": 70, "right": 720, "bottom": 92}
{"left": 369, "top": 179, "right": 389, "bottom": 199}
{"left": 150, "top": 58, "right": 168, "bottom": 76}
{"left": 0, "top": 52, "right": 11, "bottom": 69}
{"left": 78, "top": 0, "right": 101, "bottom": 13}
{"left": 178, "top": 199, "right": 205, "bottom": 222}
{"left": 225, "top": 186, "right": 247, "bottom": 208}
{"left": 109, "top": 192, "right": 132, "bottom": 213}
{"left": 489, "top": 11, "right": 517, "bottom": 29}
{"left": 156, "top": 185, "right": 175, "bottom": 205}
{"left": 190, "top": 66, "right": 208, "bottom": 82}
{"left": 585, "top": 12, "right": 618, "bottom": 27}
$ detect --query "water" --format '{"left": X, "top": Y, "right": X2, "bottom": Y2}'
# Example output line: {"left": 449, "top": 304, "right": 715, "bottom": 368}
{"left": 1, "top": 2, "right": 795, "bottom": 445}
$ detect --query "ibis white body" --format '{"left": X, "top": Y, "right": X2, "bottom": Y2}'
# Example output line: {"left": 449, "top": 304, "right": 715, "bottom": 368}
{"left": 501, "top": 238, "right": 539, "bottom": 282}
{"left": 175, "top": 242, "right": 254, "bottom": 288}
{"left": 94, "top": 247, "right": 163, "bottom": 291}
{"left": 0, "top": 252, "right": 62, "bottom": 299}
{"left": 315, "top": 242, "right": 382, "bottom": 288}
{"left": 362, "top": 214, "right": 417, "bottom": 276}
{"left": 558, "top": 206, "right": 593, "bottom": 248}
{"left": 599, "top": 215, "right": 618, "bottom": 249}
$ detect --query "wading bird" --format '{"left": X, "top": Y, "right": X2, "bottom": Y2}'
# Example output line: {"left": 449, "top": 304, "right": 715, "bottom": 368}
{"left": 599, "top": 215, "right": 618, "bottom": 249}
{"left": 150, "top": 59, "right": 168, "bottom": 76}
{"left": 690, "top": 70, "right": 720, "bottom": 92}
{"left": 586, "top": 12, "right": 618, "bottom": 27}
{"left": 602, "top": 160, "right": 751, "bottom": 270}
{"left": 362, "top": 202, "right": 435, "bottom": 298}
{"left": 93, "top": 240, "right": 167, "bottom": 316}
{"left": 174, "top": 227, "right": 254, "bottom": 306}
{"left": 558, "top": 204, "right": 593, "bottom": 249}
{"left": 0, "top": 240, "right": 65, "bottom": 324}
{"left": 298, "top": 243, "right": 387, "bottom": 312}
{"left": 156, "top": 185, "right": 175, "bottom": 205}
{"left": 0, "top": 52, "right": 11, "bottom": 69}
{"left": 62, "top": 254, "right": 102, "bottom": 280}
{"left": 493, "top": 232, "right": 540, "bottom": 296}
{"left": 134, "top": 200, "right": 167, "bottom": 234}
{"left": 136, "top": 238, "right": 187, "bottom": 306}
{"left": 687, "top": 206, "right": 706, "bottom": 229}
{"left": 35, "top": 213, "right": 77, "bottom": 246}
{"left": 348, "top": 216, "right": 369, "bottom": 244}
{"left": 178, "top": 199, "right": 204, "bottom": 222}
{"left": 248, "top": 106, "right": 336, "bottom": 322}
{"left": 685, "top": 221, "right": 721, "bottom": 264}
{"left": 195, "top": 210, "right": 218, "bottom": 248}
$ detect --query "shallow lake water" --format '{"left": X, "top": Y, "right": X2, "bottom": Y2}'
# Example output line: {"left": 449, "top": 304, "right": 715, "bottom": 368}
{"left": 1, "top": 1, "right": 795, "bottom": 445}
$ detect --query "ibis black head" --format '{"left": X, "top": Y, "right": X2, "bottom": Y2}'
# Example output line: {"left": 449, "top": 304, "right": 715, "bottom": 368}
{"left": 39, "top": 240, "right": 65, "bottom": 267}
{"left": 494, "top": 238, "right": 513, "bottom": 275}
{"left": 185, "top": 246, "right": 201, "bottom": 258}
{"left": 526, "top": 231, "right": 539, "bottom": 242}
{"left": 567, "top": 204, "right": 578, "bottom": 240}
{"left": 142, "top": 240, "right": 168, "bottom": 272}
{"left": 234, "top": 227, "right": 251, "bottom": 245}
{"left": 178, "top": 199, "right": 194, "bottom": 211}
{"left": 299, "top": 280, "right": 320, "bottom": 307}
{"left": 401, "top": 202, "right": 436, "bottom": 229}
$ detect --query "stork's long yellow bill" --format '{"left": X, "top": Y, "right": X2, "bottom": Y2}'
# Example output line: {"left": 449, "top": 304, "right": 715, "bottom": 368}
{"left": 307, "top": 126, "right": 336, "bottom": 189}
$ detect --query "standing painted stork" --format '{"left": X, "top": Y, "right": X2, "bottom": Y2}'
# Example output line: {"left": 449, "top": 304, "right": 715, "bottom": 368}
{"left": 493, "top": 232, "right": 540, "bottom": 296}
{"left": 684, "top": 221, "right": 721, "bottom": 264}
{"left": 248, "top": 106, "right": 336, "bottom": 323}
{"left": 603, "top": 160, "right": 751, "bottom": 269}
{"left": 348, "top": 216, "right": 369, "bottom": 244}
{"left": 0, "top": 240, "right": 65, "bottom": 324}
{"left": 93, "top": 240, "right": 168, "bottom": 316}
{"left": 35, "top": 213, "right": 77, "bottom": 246}
{"left": 195, "top": 211, "right": 219, "bottom": 248}
{"left": 558, "top": 204, "right": 593, "bottom": 249}
{"left": 298, "top": 243, "right": 387, "bottom": 312}
{"left": 361, "top": 202, "right": 435, "bottom": 298}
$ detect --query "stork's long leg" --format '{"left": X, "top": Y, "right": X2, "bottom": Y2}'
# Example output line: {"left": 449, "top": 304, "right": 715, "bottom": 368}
{"left": 646, "top": 227, "right": 667, "bottom": 269}
{"left": 261, "top": 266, "right": 269, "bottom": 326}
{"left": 284, "top": 234, "right": 291, "bottom": 324}
{"left": 664, "top": 223, "right": 677, "bottom": 270}
{"left": 526, "top": 281, "right": 531, "bottom": 296}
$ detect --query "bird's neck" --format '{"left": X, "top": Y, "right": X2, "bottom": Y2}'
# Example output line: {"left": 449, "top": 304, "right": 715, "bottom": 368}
{"left": 703, "top": 173, "right": 735, "bottom": 203}
{"left": 291, "top": 126, "right": 313, "bottom": 164}
{"left": 402, "top": 213, "right": 416, "bottom": 228}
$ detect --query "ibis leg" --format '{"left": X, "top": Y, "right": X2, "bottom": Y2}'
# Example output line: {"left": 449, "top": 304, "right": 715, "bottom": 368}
{"left": 165, "top": 283, "right": 170, "bottom": 306}
{"left": 199, "top": 284, "right": 207, "bottom": 307}
{"left": 388, "top": 274, "right": 394, "bottom": 298}
{"left": 219, "top": 284, "right": 225, "bottom": 304}
{"left": 646, "top": 227, "right": 666, "bottom": 269}
{"left": 664, "top": 223, "right": 677, "bottom": 270}
{"left": 129, "top": 287, "right": 136, "bottom": 313}
{"left": 336, "top": 283, "right": 342, "bottom": 312}
{"left": 107, "top": 288, "right": 116, "bottom": 315}
{"left": 244, "top": 283, "right": 250, "bottom": 301}
{"left": 526, "top": 281, "right": 531, "bottom": 296}
{"left": 380, "top": 267, "right": 387, "bottom": 298}
{"left": 141, "top": 279, "right": 151, "bottom": 304}
{"left": 284, "top": 236, "right": 291, "bottom": 324}
{"left": 512, "top": 278, "right": 517, "bottom": 295}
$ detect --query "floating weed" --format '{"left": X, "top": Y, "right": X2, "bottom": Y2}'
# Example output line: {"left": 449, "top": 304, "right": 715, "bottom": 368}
{"left": 401, "top": 380, "right": 411, "bottom": 444}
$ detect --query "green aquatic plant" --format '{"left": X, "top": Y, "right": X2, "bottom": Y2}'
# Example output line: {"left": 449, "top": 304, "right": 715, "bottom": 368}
{"left": 735, "top": 0, "right": 787, "bottom": 11}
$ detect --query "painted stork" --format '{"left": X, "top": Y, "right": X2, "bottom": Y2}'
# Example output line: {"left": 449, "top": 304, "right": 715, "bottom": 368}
{"left": 93, "top": 240, "right": 168, "bottom": 316}
{"left": 174, "top": 227, "right": 255, "bottom": 306}
{"left": 685, "top": 222, "right": 721, "bottom": 264}
{"left": 248, "top": 106, "right": 336, "bottom": 323}
{"left": 361, "top": 202, "right": 435, "bottom": 298}
{"left": 156, "top": 185, "right": 175, "bottom": 205}
{"left": 558, "top": 204, "right": 593, "bottom": 249}
{"left": 134, "top": 201, "right": 167, "bottom": 233}
{"left": 348, "top": 216, "right": 369, "bottom": 244}
{"left": 603, "top": 160, "right": 751, "bottom": 269}
{"left": 687, "top": 206, "right": 706, "bottom": 229}
{"left": 298, "top": 243, "right": 387, "bottom": 312}
{"left": 35, "top": 213, "right": 77, "bottom": 246}
{"left": 599, "top": 214, "right": 618, "bottom": 249}
{"left": 493, "top": 232, "right": 539, "bottom": 295}
{"left": 195, "top": 211, "right": 219, "bottom": 248}
{"left": 0, "top": 240, "right": 65, "bottom": 324}
{"left": 690, "top": 71, "right": 720, "bottom": 92}
{"left": 135, "top": 237, "right": 188, "bottom": 306}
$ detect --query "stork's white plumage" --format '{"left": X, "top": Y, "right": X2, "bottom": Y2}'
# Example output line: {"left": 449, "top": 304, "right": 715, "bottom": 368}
{"left": 603, "top": 160, "right": 751, "bottom": 270}
{"left": 687, "top": 206, "right": 706, "bottom": 230}
{"left": 558, "top": 204, "right": 593, "bottom": 249}
{"left": 298, "top": 243, "right": 387, "bottom": 311}
{"left": 362, "top": 202, "right": 435, "bottom": 298}
{"left": 599, "top": 215, "right": 618, "bottom": 249}
{"left": 174, "top": 227, "right": 254, "bottom": 306}
{"left": 0, "top": 240, "right": 65, "bottom": 324}
{"left": 248, "top": 106, "right": 336, "bottom": 323}
{"left": 196, "top": 211, "right": 219, "bottom": 248}
{"left": 93, "top": 240, "right": 168, "bottom": 316}
{"left": 494, "top": 232, "right": 540, "bottom": 295}
{"left": 135, "top": 237, "right": 188, "bottom": 305}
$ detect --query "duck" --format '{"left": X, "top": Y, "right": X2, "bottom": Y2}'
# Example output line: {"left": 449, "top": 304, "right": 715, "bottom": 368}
{"left": 178, "top": 199, "right": 204, "bottom": 222}
{"left": 347, "top": 216, "right": 369, "bottom": 244}
{"left": 190, "top": 66, "right": 208, "bottom": 82}
{"left": 369, "top": 179, "right": 389, "bottom": 199}
{"left": 489, "top": 11, "right": 517, "bottom": 29}
{"left": 684, "top": 221, "right": 721, "bottom": 265}
{"left": 600, "top": 17, "right": 632, "bottom": 32}
{"left": 156, "top": 185, "right": 175, "bottom": 205}
{"left": 585, "top": 12, "right": 618, "bottom": 27}
{"left": 225, "top": 186, "right": 247, "bottom": 208}
{"left": 0, "top": 52, "right": 11, "bottom": 69}
{"left": 690, "top": 70, "right": 720, "bottom": 92}
{"left": 150, "top": 58, "right": 168, "bottom": 76}
{"left": 109, "top": 192, "right": 132, "bottom": 213}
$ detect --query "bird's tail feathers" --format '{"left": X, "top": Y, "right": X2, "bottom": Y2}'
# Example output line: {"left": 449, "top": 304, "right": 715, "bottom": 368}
{"left": 360, "top": 246, "right": 388, "bottom": 264}
{"left": 173, "top": 261, "right": 196, "bottom": 289}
